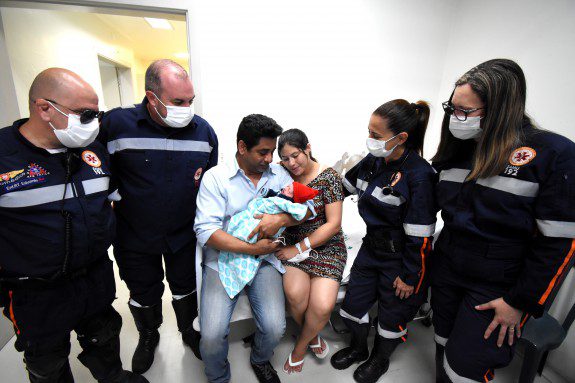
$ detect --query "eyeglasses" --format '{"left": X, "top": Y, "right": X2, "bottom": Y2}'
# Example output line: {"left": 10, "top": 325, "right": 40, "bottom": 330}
{"left": 44, "top": 99, "right": 104, "bottom": 124}
{"left": 442, "top": 101, "right": 484, "bottom": 122}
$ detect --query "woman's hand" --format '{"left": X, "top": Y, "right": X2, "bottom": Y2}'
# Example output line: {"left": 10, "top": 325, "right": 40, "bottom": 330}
{"left": 393, "top": 277, "right": 414, "bottom": 299}
{"left": 475, "top": 297, "right": 523, "bottom": 347}
{"left": 275, "top": 246, "right": 299, "bottom": 261}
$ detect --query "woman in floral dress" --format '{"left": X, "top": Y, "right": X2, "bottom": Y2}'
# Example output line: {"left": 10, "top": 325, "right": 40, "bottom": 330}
{"left": 275, "top": 128, "right": 347, "bottom": 374}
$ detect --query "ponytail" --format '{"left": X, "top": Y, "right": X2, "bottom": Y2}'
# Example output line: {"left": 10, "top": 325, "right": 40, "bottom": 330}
{"left": 373, "top": 99, "right": 430, "bottom": 156}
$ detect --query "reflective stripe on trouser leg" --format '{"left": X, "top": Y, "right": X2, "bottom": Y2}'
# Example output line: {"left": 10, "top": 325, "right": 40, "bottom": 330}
{"left": 339, "top": 308, "right": 370, "bottom": 324}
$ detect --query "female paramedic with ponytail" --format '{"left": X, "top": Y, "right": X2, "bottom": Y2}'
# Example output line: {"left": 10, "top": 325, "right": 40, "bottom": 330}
{"left": 431, "top": 58, "right": 575, "bottom": 383}
{"left": 330, "top": 100, "right": 436, "bottom": 383}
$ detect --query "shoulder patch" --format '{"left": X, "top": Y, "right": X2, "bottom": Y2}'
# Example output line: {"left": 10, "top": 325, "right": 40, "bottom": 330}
{"left": 509, "top": 147, "right": 536, "bottom": 166}
{"left": 82, "top": 150, "right": 102, "bottom": 168}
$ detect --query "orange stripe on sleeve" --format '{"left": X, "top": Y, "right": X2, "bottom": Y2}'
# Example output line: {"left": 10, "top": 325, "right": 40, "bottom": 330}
{"left": 415, "top": 237, "right": 429, "bottom": 294}
{"left": 520, "top": 314, "right": 530, "bottom": 328}
{"left": 538, "top": 239, "right": 575, "bottom": 305}
{"left": 8, "top": 291, "right": 20, "bottom": 335}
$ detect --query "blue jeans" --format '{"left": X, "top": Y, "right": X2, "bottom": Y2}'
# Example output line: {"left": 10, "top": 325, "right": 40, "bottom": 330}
{"left": 200, "top": 263, "right": 286, "bottom": 383}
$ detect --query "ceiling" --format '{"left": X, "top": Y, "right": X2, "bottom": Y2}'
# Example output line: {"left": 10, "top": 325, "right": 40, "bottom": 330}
{"left": 95, "top": 13, "right": 188, "bottom": 66}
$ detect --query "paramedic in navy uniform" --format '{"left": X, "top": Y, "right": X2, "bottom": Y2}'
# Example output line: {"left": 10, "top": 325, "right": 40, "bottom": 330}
{"left": 330, "top": 100, "right": 436, "bottom": 383}
{"left": 431, "top": 59, "right": 575, "bottom": 383}
{"left": 99, "top": 59, "right": 218, "bottom": 373}
{"left": 0, "top": 68, "right": 148, "bottom": 383}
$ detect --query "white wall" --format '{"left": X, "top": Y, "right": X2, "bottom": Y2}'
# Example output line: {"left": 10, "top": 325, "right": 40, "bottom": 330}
{"left": 433, "top": 0, "right": 575, "bottom": 381}
{"left": 428, "top": 0, "right": 575, "bottom": 156}
{"left": 193, "top": 0, "right": 456, "bottom": 165}
{"left": 0, "top": 7, "right": 139, "bottom": 115}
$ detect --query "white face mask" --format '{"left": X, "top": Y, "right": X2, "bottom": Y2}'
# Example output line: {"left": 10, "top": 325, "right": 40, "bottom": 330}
{"left": 153, "top": 93, "right": 194, "bottom": 128}
{"left": 366, "top": 134, "right": 399, "bottom": 158}
{"left": 449, "top": 115, "right": 482, "bottom": 140}
{"left": 48, "top": 102, "right": 100, "bottom": 148}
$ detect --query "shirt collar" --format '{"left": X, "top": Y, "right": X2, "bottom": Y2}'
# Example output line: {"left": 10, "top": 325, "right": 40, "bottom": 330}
{"left": 228, "top": 156, "right": 277, "bottom": 179}
{"left": 136, "top": 97, "right": 157, "bottom": 125}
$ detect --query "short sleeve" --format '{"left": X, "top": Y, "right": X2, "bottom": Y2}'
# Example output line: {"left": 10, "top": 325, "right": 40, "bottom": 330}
{"left": 322, "top": 168, "right": 345, "bottom": 205}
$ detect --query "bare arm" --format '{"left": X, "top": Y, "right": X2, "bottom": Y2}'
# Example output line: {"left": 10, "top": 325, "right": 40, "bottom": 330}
{"left": 207, "top": 229, "right": 280, "bottom": 256}
{"left": 302, "top": 201, "right": 342, "bottom": 249}
{"left": 248, "top": 208, "right": 313, "bottom": 240}
{"left": 276, "top": 201, "right": 343, "bottom": 260}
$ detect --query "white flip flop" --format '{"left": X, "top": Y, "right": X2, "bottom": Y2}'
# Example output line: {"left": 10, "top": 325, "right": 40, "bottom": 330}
{"left": 283, "top": 351, "right": 305, "bottom": 374}
{"left": 309, "top": 335, "right": 330, "bottom": 359}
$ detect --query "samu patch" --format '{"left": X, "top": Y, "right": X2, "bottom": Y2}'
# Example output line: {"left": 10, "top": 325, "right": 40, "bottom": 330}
{"left": 509, "top": 147, "right": 536, "bottom": 166}
{"left": 82, "top": 150, "right": 102, "bottom": 168}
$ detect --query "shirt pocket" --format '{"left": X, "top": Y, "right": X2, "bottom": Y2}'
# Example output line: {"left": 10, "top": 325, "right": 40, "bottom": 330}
{"left": 116, "top": 149, "right": 153, "bottom": 188}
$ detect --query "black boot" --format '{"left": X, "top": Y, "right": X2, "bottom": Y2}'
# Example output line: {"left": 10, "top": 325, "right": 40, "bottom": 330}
{"left": 435, "top": 343, "right": 447, "bottom": 383}
{"left": 103, "top": 370, "right": 150, "bottom": 383}
{"left": 330, "top": 322, "right": 370, "bottom": 370}
{"left": 77, "top": 308, "right": 149, "bottom": 383}
{"left": 172, "top": 292, "right": 202, "bottom": 360}
{"left": 353, "top": 335, "right": 401, "bottom": 383}
{"left": 129, "top": 303, "right": 162, "bottom": 374}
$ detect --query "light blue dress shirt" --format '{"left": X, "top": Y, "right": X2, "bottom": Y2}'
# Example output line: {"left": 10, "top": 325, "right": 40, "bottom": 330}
{"left": 194, "top": 157, "right": 295, "bottom": 273}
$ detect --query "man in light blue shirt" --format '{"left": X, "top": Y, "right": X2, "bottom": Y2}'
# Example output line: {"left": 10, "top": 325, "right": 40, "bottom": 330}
{"left": 194, "top": 114, "right": 313, "bottom": 383}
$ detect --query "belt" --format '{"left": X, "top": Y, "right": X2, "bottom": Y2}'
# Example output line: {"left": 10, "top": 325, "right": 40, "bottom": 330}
{"left": 437, "top": 229, "right": 527, "bottom": 260}
{"left": 363, "top": 229, "right": 405, "bottom": 254}
{"left": 0, "top": 262, "right": 96, "bottom": 290}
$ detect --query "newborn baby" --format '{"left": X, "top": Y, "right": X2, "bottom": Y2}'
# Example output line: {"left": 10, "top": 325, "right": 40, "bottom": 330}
{"left": 218, "top": 182, "right": 318, "bottom": 298}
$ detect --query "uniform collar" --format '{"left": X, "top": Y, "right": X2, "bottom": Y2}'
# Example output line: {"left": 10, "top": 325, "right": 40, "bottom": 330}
{"left": 385, "top": 148, "right": 410, "bottom": 169}
{"left": 11, "top": 119, "right": 66, "bottom": 156}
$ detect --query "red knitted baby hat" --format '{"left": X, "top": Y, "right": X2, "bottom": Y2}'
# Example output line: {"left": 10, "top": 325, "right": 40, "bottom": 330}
{"left": 293, "top": 182, "right": 319, "bottom": 203}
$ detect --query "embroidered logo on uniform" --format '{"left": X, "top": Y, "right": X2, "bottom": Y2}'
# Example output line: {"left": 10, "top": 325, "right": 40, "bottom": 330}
{"left": 27, "top": 163, "right": 48, "bottom": 178}
{"left": 3, "top": 164, "right": 48, "bottom": 192}
{"left": 509, "top": 147, "right": 536, "bottom": 166}
{"left": 0, "top": 169, "right": 25, "bottom": 183}
{"left": 82, "top": 150, "right": 102, "bottom": 168}
{"left": 390, "top": 172, "right": 402, "bottom": 187}
{"left": 503, "top": 165, "right": 520, "bottom": 177}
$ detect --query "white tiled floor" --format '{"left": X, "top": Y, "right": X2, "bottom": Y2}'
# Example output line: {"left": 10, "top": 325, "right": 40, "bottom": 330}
{"left": 0, "top": 262, "right": 567, "bottom": 383}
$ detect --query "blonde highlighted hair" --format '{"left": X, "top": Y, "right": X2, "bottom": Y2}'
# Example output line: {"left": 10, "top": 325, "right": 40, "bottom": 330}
{"left": 432, "top": 59, "right": 532, "bottom": 180}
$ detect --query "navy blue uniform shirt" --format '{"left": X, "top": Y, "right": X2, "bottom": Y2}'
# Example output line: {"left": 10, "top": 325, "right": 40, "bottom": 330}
{"left": 0, "top": 119, "right": 116, "bottom": 278}
{"left": 99, "top": 98, "right": 218, "bottom": 254}
{"left": 434, "top": 122, "right": 575, "bottom": 317}
{"left": 343, "top": 150, "right": 436, "bottom": 291}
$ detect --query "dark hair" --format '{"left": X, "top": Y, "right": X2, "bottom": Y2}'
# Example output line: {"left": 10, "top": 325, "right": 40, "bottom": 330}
{"left": 432, "top": 58, "right": 530, "bottom": 180}
{"left": 237, "top": 114, "right": 283, "bottom": 150}
{"left": 278, "top": 129, "right": 317, "bottom": 162}
{"left": 145, "top": 59, "right": 188, "bottom": 95}
{"left": 373, "top": 99, "right": 430, "bottom": 156}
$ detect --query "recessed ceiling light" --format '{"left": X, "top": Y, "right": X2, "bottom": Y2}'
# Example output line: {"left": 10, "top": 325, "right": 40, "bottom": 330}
{"left": 144, "top": 17, "right": 173, "bottom": 30}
